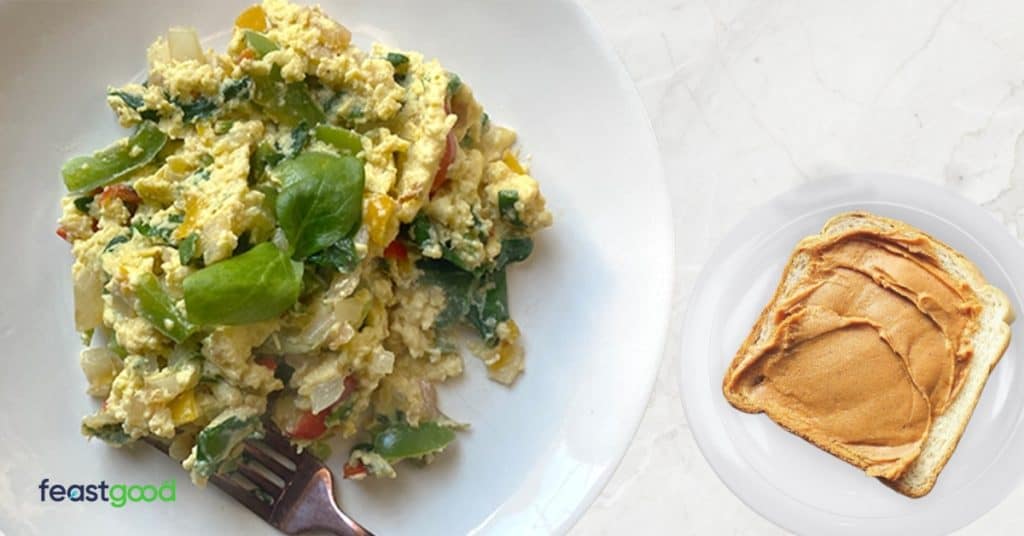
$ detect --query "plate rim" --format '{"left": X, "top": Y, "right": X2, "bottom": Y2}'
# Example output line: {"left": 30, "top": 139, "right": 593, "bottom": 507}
{"left": 503, "top": 1, "right": 676, "bottom": 533}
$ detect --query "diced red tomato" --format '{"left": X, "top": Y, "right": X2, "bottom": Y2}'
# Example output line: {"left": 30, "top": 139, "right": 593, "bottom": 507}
{"left": 383, "top": 240, "right": 408, "bottom": 261}
{"left": 288, "top": 374, "right": 358, "bottom": 440}
{"left": 56, "top": 226, "right": 69, "bottom": 241}
{"left": 290, "top": 410, "right": 328, "bottom": 440}
{"left": 342, "top": 374, "right": 359, "bottom": 399}
{"left": 343, "top": 462, "right": 367, "bottom": 479}
{"left": 430, "top": 131, "right": 457, "bottom": 194}
{"left": 255, "top": 356, "right": 277, "bottom": 371}
{"left": 99, "top": 184, "right": 142, "bottom": 206}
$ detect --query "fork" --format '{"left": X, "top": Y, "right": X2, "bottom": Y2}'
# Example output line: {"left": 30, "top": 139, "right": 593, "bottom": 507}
{"left": 147, "top": 427, "right": 373, "bottom": 535}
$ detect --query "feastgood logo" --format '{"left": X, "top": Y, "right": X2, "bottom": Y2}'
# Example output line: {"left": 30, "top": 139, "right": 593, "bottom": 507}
{"left": 38, "top": 478, "right": 176, "bottom": 508}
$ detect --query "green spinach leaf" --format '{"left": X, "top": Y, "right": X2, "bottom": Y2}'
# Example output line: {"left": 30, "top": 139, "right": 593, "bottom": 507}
{"left": 135, "top": 272, "right": 196, "bottom": 343}
{"left": 103, "top": 234, "right": 131, "bottom": 252}
{"left": 498, "top": 189, "right": 524, "bottom": 227}
{"left": 183, "top": 243, "right": 303, "bottom": 325}
{"left": 175, "top": 96, "right": 217, "bottom": 123}
{"left": 178, "top": 233, "right": 198, "bottom": 265}
{"left": 252, "top": 65, "right": 326, "bottom": 128}
{"left": 73, "top": 196, "right": 94, "bottom": 213}
{"left": 194, "top": 416, "right": 262, "bottom": 478}
{"left": 108, "top": 90, "right": 160, "bottom": 121}
{"left": 222, "top": 76, "right": 252, "bottom": 101}
{"left": 306, "top": 237, "right": 360, "bottom": 273}
{"left": 83, "top": 423, "right": 133, "bottom": 446}
{"left": 274, "top": 152, "right": 364, "bottom": 259}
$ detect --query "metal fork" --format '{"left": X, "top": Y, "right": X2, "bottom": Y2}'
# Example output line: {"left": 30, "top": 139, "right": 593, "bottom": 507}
{"left": 147, "top": 427, "right": 373, "bottom": 535}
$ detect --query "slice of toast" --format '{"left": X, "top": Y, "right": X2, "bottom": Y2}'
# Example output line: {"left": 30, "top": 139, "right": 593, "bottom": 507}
{"left": 723, "top": 211, "right": 1014, "bottom": 497}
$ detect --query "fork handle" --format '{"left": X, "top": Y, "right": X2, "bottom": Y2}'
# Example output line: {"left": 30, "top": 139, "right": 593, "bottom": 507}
{"left": 310, "top": 501, "right": 373, "bottom": 536}
{"left": 311, "top": 492, "right": 373, "bottom": 536}
{"left": 281, "top": 470, "right": 374, "bottom": 536}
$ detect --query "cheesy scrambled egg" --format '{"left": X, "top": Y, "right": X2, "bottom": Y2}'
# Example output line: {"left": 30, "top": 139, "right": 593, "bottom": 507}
{"left": 58, "top": 0, "right": 551, "bottom": 484}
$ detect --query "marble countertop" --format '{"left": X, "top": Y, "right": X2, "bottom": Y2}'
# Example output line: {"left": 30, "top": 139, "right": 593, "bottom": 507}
{"left": 572, "top": 1, "right": 1024, "bottom": 534}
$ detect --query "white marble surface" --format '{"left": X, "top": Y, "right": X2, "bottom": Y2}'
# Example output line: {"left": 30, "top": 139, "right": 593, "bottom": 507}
{"left": 572, "top": 1, "right": 1024, "bottom": 534}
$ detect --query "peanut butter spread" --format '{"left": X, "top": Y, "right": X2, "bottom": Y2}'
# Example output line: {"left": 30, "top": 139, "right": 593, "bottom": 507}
{"left": 724, "top": 229, "right": 982, "bottom": 479}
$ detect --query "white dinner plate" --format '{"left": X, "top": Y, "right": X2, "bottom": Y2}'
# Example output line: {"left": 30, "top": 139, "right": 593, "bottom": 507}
{"left": 679, "top": 174, "right": 1024, "bottom": 535}
{"left": 0, "top": 1, "right": 673, "bottom": 534}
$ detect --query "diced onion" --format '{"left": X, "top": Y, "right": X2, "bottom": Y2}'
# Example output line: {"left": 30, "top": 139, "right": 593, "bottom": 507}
{"left": 167, "top": 27, "right": 205, "bottom": 62}
{"left": 273, "top": 300, "right": 335, "bottom": 354}
{"left": 73, "top": 264, "right": 104, "bottom": 332}
{"left": 309, "top": 376, "right": 344, "bottom": 414}
{"left": 334, "top": 289, "right": 371, "bottom": 332}
{"left": 80, "top": 347, "right": 123, "bottom": 398}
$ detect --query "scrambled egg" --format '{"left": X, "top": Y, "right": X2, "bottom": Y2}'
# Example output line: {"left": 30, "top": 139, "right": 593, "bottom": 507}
{"left": 59, "top": 0, "right": 551, "bottom": 484}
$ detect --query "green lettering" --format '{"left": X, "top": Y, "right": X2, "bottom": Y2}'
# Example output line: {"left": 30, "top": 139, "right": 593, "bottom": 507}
{"left": 109, "top": 484, "right": 127, "bottom": 508}
{"left": 159, "top": 479, "right": 176, "bottom": 502}
{"left": 141, "top": 485, "right": 157, "bottom": 502}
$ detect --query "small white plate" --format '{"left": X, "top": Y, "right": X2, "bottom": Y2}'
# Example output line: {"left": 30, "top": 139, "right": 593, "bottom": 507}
{"left": 0, "top": 1, "right": 673, "bottom": 535}
{"left": 679, "top": 175, "right": 1024, "bottom": 535}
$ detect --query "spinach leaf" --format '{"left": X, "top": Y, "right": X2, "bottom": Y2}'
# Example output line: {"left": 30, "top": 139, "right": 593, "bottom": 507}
{"left": 324, "top": 400, "right": 355, "bottom": 428}
{"left": 306, "top": 237, "right": 359, "bottom": 273}
{"left": 194, "top": 416, "right": 262, "bottom": 478}
{"left": 345, "top": 103, "right": 365, "bottom": 122}
{"left": 183, "top": 243, "right": 303, "bottom": 325}
{"left": 386, "top": 52, "right": 409, "bottom": 69}
{"left": 175, "top": 96, "right": 218, "bottom": 123}
{"left": 178, "top": 233, "right": 198, "bottom": 265}
{"left": 109, "top": 90, "right": 144, "bottom": 109}
{"left": 467, "top": 268, "right": 509, "bottom": 344}
{"left": 249, "top": 141, "right": 284, "bottom": 184}
{"left": 498, "top": 189, "right": 524, "bottom": 227}
{"left": 252, "top": 65, "right": 326, "bottom": 128}
{"left": 83, "top": 423, "right": 133, "bottom": 446}
{"left": 417, "top": 237, "right": 532, "bottom": 344}
{"left": 274, "top": 152, "right": 364, "bottom": 259}
{"left": 214, "top": 120, "right": 234, "bottom": 135}
{"left": 494, "top": 236, "right": 533, "bottom": 271}
{"left": 446, "top": 72, "right": 462, "bottom": 96}
{"left": 417, "top": 258, "right": 475, "bottom": 327}
{"left": 286, "top": 122, "right": 310, "bottom": 158}
{"left": 108, "top": 90, "right": 160, "bottom": 121}
{"left": 135, "top": 272, "right": 196, "bottom": 343}
{"left": 385, "top": 51, "right": 409, "bottom": 82}
{"left": 222, "top": 76, "right": 252, "bottom": 101}
{"left": 407, "top": 214, "right": 434, "bottom": 246}
{"left": 132, "top": 220, "right": 175, "bottom": 242}
{"left": 103, "top": 234, "right": 131, "bottom": 252}
{"left": 73, "top": 196, "right": 93, "bottom": 213}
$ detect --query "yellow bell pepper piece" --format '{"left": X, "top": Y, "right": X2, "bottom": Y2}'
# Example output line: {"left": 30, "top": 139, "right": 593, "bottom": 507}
{"left": 502, "top": 151, "right": 526, "bottom": 175}
{"left": 170, "top": 389, "right": 200, "bottom": 425}
{"left": 235, "top": 5, "right": 267, "bottom": 32}
{"left": 488, "top": 320, "right": 520, "bottom": 372}
{"left": 364, "top": 193, "right": 398, "bottom": 247}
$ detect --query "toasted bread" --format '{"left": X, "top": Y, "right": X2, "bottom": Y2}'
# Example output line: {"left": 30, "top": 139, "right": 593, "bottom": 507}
{"left": 723, "top": 211, "right": 1013, "bottom": 497}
